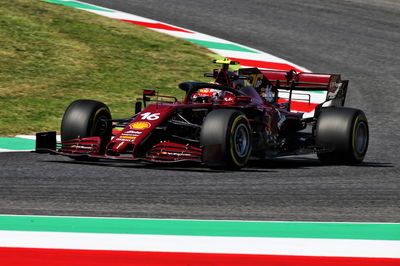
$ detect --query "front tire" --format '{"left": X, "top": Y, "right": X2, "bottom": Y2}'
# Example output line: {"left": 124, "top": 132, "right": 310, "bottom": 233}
{"left": 61, "top": 99, "right": 112, "bottom": 159}
{"left": 200, "top": 109, "right": 252, "bottom": 170}
{"left": 316, "top": 107, "right": 369, "bottom": 165}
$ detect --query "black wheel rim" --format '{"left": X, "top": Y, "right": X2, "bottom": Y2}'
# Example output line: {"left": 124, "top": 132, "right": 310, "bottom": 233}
{"left": 355, "top": 121, "right": 368, "bottom": 154}
{"left": 233, "top": 123, "right": 250, "bottom": 157}
{"left": 93, "top": 115, "right": 109, "bottom": 136}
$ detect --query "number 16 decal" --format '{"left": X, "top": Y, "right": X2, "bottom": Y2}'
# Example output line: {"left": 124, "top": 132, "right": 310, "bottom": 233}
{"left": 140, "top": 112, "right": 160, "bottom": 120}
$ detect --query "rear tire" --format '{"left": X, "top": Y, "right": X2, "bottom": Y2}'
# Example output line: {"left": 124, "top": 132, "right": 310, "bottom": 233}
{"left": 61, "top": 99, "right": 112, "bottom": 160}
{"left": 316, "top": 107, "right": 368, "bottom": 165}
{"left": 200, "top": 109, "right": 252, "bottom": 170}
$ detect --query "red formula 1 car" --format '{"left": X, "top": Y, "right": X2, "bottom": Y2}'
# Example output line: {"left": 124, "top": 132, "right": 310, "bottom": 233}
{"left": 36, "top": 59, "right": 369, "bottom": 169}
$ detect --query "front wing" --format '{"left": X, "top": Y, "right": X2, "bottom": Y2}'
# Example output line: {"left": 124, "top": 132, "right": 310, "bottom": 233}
{"left": 35, "top": 132, "right": 202, "bottom": 163}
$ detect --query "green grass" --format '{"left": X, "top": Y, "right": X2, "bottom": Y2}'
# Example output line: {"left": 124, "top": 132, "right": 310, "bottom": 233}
{"left": 0, "top": 0, "right": 215, "bottom": 135}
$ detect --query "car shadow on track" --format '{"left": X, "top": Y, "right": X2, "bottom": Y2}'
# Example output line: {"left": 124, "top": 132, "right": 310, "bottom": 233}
{"left": 247, "top": 157, "right": 321, "bottom": 169}
{"left": 248, "top": 158, "right": 393, "bottom": 169}
{"left": 45, "top": 159, "right": 272, "bottom": 173}
{"left": 352, "top": 162, "right": 393, "bottom": 168}
{"left": 44, "top": 156, "right": 392, "bottom": 173}
{"left": 44, "top": 156, "right": 327, "bottom": 173}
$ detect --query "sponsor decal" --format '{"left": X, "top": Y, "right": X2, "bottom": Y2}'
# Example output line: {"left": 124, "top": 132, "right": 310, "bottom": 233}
{"left": 124, "top": 130, "right": 143, "bottom": 135}
{"left": 118, "top": 136, "right": 137, "bottom": 140}
{"left": 223, "top": 97, "right": 234, "bottom": 102}
{"left": 69, "top": 145, "right": 92, "bottom": 150}
{"left": 160, "top": 151, "right": 192, "bottom": 157}
{"left": 129, "top": 121, "right": 151, "bottom": 130}
{"left": 121, "top": 134, "right": 138, "bottom": 137}
{"left": 116, "top": 138, "right": 135, "bottom": 142}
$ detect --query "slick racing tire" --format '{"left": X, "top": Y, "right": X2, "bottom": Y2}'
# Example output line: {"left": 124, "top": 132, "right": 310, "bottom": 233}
{"left": 201, "top": 109, "right": 252, "bottom": 170}
{"left": 316, "top": 107, "right": 369, "bottom": 165}
{"left": 61, "top": 99, "right": 112, "bottom": 160}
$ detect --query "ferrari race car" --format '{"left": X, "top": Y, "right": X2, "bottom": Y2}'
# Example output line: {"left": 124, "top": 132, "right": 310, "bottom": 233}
{"left": 36, "top": 59, "right": 369, "bottom": 169}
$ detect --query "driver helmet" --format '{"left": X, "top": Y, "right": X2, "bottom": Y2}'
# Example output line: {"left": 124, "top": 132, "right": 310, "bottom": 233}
{"left": 198, "top": 88, "right": 223, "bottom": 98}
{"left": 191, "top": 88, "right": 224, "bottom": 102}
{"left": 260, "top": 85, "right": 278, "bottom": 103}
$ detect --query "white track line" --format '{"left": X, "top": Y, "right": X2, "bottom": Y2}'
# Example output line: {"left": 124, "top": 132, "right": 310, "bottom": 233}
{"left": 0, "top": 149, "right": 32, "bottom": 153}
{"left": 0, "top": 231, "right": 399, "bottom": 258}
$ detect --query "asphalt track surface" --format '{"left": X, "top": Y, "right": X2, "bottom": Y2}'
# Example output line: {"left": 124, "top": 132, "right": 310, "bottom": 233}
{"left": 1, "top": 0, "right": 399, "bottom": 222}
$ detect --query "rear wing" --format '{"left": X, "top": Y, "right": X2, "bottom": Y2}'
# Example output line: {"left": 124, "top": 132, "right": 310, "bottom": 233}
{"left": 239, "top": 68, "right": 348, "bottom": 114}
